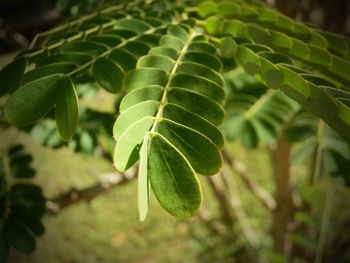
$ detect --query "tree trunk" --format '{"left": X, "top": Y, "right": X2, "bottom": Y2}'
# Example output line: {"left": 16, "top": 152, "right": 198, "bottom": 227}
{"left": 271, "top": 134, "right": 294, "bottom": 254}
{"left": 275, "top": 0, "right": 300, "bottom": 17}
{"left": 324, "top": 0, "right": 348, "bottom": 33}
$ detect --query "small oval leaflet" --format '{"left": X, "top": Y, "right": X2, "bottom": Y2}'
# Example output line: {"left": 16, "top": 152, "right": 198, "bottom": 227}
{"left": 55, "top": 77, "right": 79, "bottom": 141}
{"left": 92, "top": 57, "right": 125, "bottom": 93}
{"left": 4, "top": 75, "right": 63, "bottom": 127}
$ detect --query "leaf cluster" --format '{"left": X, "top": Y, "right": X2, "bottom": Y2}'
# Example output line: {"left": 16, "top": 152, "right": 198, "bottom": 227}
{"left": 0, "top": 145, "right": 45, "bottom": 259}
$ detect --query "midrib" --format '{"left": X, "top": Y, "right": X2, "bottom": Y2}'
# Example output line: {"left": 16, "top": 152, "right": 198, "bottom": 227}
{"left": 150, "top": 31, "right": 198, "bottom": 133}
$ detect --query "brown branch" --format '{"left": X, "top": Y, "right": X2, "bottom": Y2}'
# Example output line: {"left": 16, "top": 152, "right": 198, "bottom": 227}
{"left": 46, "top": 168, "right": 137, "bottom": 214}
{"left": 197, "top": 208, "right": 228, "bottom": 236}
{"left": 270, "top": 126, "right": 294, "bottom": 254}
{"left": 205, "top": 176, "right": 234, "bottom": 225}
{"left": 222, "top": 150, "right": 277, "bottom": 211}
{"left": 220, "top": 168, "right": 260, "bottom": 248}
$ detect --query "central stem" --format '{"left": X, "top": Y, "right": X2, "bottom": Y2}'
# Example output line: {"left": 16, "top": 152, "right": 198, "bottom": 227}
{"left": 150, "top": 30, "right": 198, "bottom": 133}
{"left": 67, "top": 24, "right": 169, "bottom": 78}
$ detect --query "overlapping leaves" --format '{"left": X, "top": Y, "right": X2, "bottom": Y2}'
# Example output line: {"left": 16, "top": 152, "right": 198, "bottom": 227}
{"left": 1, "top": 0, "right": 350, "bottom": 221}
{"left": 221, "top": 71, "right": 299, "bottom": 148}
{"left": 2, "top": 12, "right": 173, "bottom": 140}
{"left": 113, "top": 24, "right": 225, "bottom": 219}
{"left": 286, "top": 114, "right": 350, "bottom": 186}
{"left": 199, "top": 0, "right": 350, "bottom": 143}
{"left": 29, "top": 107, "right": 114, "bottom": 154}
{"left": 0, "top": 145, "right": 45, "bottom": 259}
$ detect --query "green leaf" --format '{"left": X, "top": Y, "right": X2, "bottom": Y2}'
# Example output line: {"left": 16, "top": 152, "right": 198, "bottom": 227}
{"left": 183, "top": 51, "right": 223, "bottom": 72}
{"left": 14, "top": 167, "right": 36, "bottom": 179}
{"left": 188, "top": 41, "right": 216, "bottom": 53}
{"left": 9, "top": 154, "right": 32, "bottom": 167}
{"left": 148, "top": 47, "right": 179, "bottom": 59}
{"left": 92, "top": 58, "right": 124, "bottom": 93}
{"left": 157, "top": 120, "right": 222, "bottom": 175}
{"left": 223, "top": 20, "right": 247, "bottom": 36}
{"left": 10, "top": 184, "right": 45, "bottom": 203}
{"left": 258, "top": 57, "right": 283, "bottom": 90}
{"left": 279, "top": 66, "right": 310, "bottom": 103}
{"left": 270, "top": 31, "right": 293, "bottom": 51}
{"left": 148, "top": 133, "right": 201, "bottom": 218}
{"left": 171, "top": 73, "right": 225, "bottom": 104}
{"left": 302, "top": 82, "right": 337, "bottom": 121}
{"left": 285, "top": 125, "right": 315, "bottom": 142}
{"left": 113, "top": 101, "right": 159, "bottom": 140}
{"left": 308, "top": 31, "right": 328, "bottom": 49}
{"left": 328, "top": 56, "right": 350, "bottom": 83}
{"left": 160, "top": 35, "right": 184, "bottom": 52}
{"left": 198, "top": 1, "right": 217, "bottom": 17}
{"left": 308, "top": 46, "right": 332, "bottom": 67}
{"left": 39, "top": 53, "right": 91, "bottom": 66}
{"left": 140, "top": 33, "right": 162, "bottom": 46}
{"left": 124, "top": 68, "right": 167, "bottom": 91}
{"left": 113, "top": 30, "right": 226, "bottom": 218}
{"left": 167, "top": 25, "right": 189, "bottom": 42}
{"left": 122, "top": 41, "right": 151, "bottom": 57}
{"left": 10, "top": 213, "right": 45, "bottom": 237}
{"left": 318, "top": 30, "right": 349, "bottom": 57}
{"left": 219, "top": 37, "right": 237, "bottom": 58}
{"left": 113, "top": 18, "right": 151, "bottom": 33}
{"left": 5, "top": 219, "right": 36, "bottom": 254}
{"left": 258, "top": 51, "right": 294, "bottom": 65}
{"left": 217, "top": 2, "right": 239, "bottom": 17}
{"left": 8, "top": 144, "right": 25, "bottom": 155}
{"left": 21, "top": 63, "right": 76, "bottom": 85}
{"left": 163, "top": 104, "right": 224, "bottom": 147}
{"left": 204, "top": 16, "right": 222, "bottom": 34}
{"left": 107, "top": 29, "right": 136, "bottom": 39}
{"left": 90, "top": 35, "right": 122, "bottom": 47}
{"left": 244, "top": 43, "right": 272, "bottom": 53}
{"left": 79, "top": 131, "right": 94, "bottom": 153}
{"left": 55, "top": 77, "right": 79, "bottom": 141}
{"left": 177, "top": 62, "right": 224, "bottom": 87}
{"left": 236, "top": 46, "right": 261, "bottom": 74}
{"left": 114, "top": 117, "right": 154, "bottom": 172}
{"left": 247, "top": 25, "right": 270, "bottom": 44}
{"left": 138, "top": 133, "right": 150, "bottom": 221}
{"left": 288, "top": 39, "right": 309, "bottom": 59}
{"left": 0, "top": 57, "right": 27, "bottom": 97}
{"left": 241, "top": 120, "right": 259, "bottom": 148}
{"left": 137, "top": 55, "right": 174, "bottom": 72}
{"left": 167, "top": 88, "right": 225, "bottom": 126}
{"left": 4, "top": 75, "right": 62, "bottom": 127}
{"left": 108, "top": 49, "right": 137, "bottom": 72}
{"left": 60, "top": 41, "right": 107, "bottom": 56}
{"left": 301, "top": 74, "right": 336, "bottom": 88}
{"left": 119, "top": 85, "right": 164, "bottom": 113}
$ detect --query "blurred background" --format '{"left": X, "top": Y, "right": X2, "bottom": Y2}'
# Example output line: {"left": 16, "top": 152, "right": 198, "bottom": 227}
{"left": 1, "top": 0, "right": 350, "bottom": 54}
{"left": 1, "top": 0, "right": 350, "bottom": 262}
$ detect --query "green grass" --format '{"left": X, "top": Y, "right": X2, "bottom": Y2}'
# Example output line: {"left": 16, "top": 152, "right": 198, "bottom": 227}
{"left": 1, "top": 128, "right": 276, "bottom": 262}
{"left": 6, "top": 122, "right": 348, "bottom": 263}
{"left": 4, "top": 130, "right": 200, "bottom": 262}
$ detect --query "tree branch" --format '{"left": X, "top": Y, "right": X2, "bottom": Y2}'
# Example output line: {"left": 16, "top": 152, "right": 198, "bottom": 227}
{"left": 205, "top": 176, "right": 234, "bottom": 225}
{"left": 222, "top": 150, "right": 277, "bottom": 211}
{"left": 46, "top": 168, "right": 137, "bottom": 214}
{"left": 220, "top": 167, "right": 260, "bottom": 248}
{"left": 197, "top": 208, "right": 228, "bottom": 236}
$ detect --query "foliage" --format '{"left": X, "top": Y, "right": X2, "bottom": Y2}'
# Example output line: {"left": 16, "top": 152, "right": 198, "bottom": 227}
{"left": 0, "top": 145, "right": 45, "bottom": 260}
{"left": 0, "top": 0, "right": 350, "bottom": 260}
